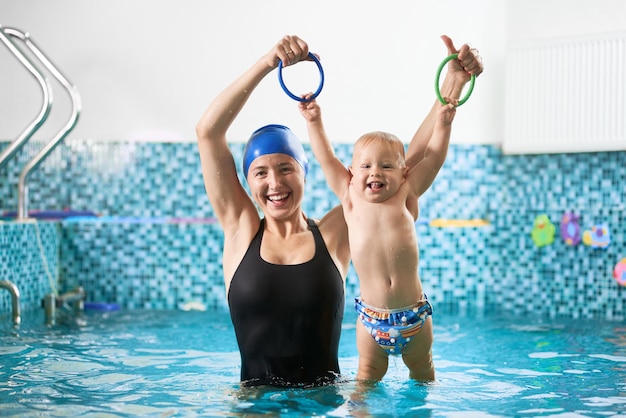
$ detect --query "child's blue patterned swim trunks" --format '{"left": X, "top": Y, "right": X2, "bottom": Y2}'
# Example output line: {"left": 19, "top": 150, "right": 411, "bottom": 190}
{"left": 354, "top": 295, "right": 433, "bottom": 355}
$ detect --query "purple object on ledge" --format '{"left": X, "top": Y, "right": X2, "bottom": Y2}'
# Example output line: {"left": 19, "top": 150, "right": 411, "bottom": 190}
{"left": 1, "top": 209, "right": 98, "bottom": 220}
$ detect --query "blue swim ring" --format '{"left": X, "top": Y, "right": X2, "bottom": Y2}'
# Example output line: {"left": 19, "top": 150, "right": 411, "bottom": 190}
{"left": 278, "top": 52, "right": 324, "bottom": 102}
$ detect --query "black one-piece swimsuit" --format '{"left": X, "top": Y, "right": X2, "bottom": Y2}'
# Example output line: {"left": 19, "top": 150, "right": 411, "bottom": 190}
{"left": 228, "top": 218, "right": 345, "bottom": 387}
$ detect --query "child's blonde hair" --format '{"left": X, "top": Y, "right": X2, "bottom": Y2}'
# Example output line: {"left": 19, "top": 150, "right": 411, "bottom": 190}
{"left": 353, "top": 131, "right": 406, "bottom": 166}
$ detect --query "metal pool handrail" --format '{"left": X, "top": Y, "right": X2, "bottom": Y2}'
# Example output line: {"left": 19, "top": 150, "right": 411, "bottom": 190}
{"left": 0, "top": 26, "right": 82, "bottom": 220}
{"left": 42, "top": 286, "right": 85, "bottom": 326}
{"left": 0, "top": 280, "right": 21, "bottom": 326}
{"left": 0, "top": 25, "right": 53, "bottom": 171}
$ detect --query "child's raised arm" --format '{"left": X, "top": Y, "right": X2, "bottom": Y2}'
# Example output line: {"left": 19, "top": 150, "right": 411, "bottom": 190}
{"left": 406, "top": 35, "right": 483, "bottom": 169}
{"left": 407, "top": 100, "right": 457, "bottom": 198}
{"left": 299, "top": 96, "right": 351, "bottom": 200}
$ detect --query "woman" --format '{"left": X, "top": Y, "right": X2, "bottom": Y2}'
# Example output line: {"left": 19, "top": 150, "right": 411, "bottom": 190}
{"left": 195, "top": 35, "right": 482, "bottom": 387}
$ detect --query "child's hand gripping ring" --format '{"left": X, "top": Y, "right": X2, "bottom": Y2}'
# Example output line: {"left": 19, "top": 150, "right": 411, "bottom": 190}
{"left": 278, "top": 52, "right": 325, "bottom": 102}
{"left": 435, "top": 53, "right": 476, "bottom": 106}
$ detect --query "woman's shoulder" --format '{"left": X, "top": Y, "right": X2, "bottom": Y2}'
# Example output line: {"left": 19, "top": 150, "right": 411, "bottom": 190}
{"left": 315, "top": 205, "right": 350, "bottom": 277}
{"left": 315, "top": 205, "right": 348, "bottom": 243}
{"left": 315, "top": 205, "right": 343, "bottom": 226}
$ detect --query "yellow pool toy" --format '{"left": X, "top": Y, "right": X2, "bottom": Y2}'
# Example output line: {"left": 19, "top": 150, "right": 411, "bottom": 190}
{"left": 429, "top": 218, "right": 490, "bottom": 228}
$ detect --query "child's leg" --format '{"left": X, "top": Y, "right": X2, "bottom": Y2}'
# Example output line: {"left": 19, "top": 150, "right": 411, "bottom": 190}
{"left": 355, "top": 319, "right": 389, "bottom": 381}
{"left": 401, "top": 316, "right": 435, "bottom": 381}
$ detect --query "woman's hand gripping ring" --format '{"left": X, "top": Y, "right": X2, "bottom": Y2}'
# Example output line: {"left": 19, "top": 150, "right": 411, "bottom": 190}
{"left": 278, "top": 52, "right": 325, "bottom": 102}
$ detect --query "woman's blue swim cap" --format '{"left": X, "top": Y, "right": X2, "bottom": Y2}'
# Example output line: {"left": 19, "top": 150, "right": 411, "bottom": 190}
{"left": 243, "top": 124, "right": 308, "bottom": 178}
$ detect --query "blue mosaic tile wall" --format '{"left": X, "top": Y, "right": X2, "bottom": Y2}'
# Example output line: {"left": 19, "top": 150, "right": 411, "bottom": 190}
{"left": 1, "top": 140, "right": 625, "bottom": 320}
{"left": 0, "top": 141, "right": 212, "bottom": 218}
{"left": 0, "top": 222, "right": 58, "bottom": 320}
{"left": 59, "top": 219, "right": 226, "bottom": 310}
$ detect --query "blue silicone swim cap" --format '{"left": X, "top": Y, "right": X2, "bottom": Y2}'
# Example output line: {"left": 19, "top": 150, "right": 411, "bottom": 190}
{"left": 243, "top": 124, "right": 308, "bottom": 178}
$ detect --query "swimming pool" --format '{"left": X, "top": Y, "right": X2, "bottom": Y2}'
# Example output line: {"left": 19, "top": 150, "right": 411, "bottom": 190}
{"left": 1, "top": 308, "right": 625, "bottom": 417}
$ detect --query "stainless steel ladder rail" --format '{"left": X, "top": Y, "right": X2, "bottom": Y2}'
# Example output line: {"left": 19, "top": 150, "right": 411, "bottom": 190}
{"left": 0, "top": 26, "right": 82, "bottom": 220}
{"left": 0, "top": 280, "right": 21, "bottom": 326}
{"left": 0, "top": 25, "right": 53, "bottom": 171}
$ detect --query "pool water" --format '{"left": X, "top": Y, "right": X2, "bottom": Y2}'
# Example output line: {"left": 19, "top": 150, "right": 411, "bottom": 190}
{"left": 1, "top": 308, "right": 625, "bottom": 417}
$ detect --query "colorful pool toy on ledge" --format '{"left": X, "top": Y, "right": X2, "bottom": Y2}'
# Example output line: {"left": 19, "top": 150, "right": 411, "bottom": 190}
{"left": 614, "top": 258, "right": 626, "bottom": 287}
{"left": 582, "top": 224, "right": 611, "bottom": 248}
{"left": 560, "top": 212, "right": 581, "bottom": 246}
{"left": 531, "top": 214, "right": 556, "bottom": 247}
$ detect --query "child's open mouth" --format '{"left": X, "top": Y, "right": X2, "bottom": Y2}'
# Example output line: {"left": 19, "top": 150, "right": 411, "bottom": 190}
{"left": 368, "top": 182, "right": 384, "bottom": 191}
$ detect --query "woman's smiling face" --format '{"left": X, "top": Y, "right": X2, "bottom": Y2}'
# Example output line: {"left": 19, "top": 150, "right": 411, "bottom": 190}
{"left": 247, "top": 153, "right": 306, "bottom": 218}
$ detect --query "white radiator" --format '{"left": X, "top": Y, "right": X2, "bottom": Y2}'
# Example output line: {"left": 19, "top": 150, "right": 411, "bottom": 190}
{"left": 504, "top": 32, "right": 626, "bottom": 154}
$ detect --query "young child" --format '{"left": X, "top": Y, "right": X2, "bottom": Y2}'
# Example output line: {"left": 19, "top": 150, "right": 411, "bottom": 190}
{"left": 299, "top": 95, "right": 457, "bottom": 382}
